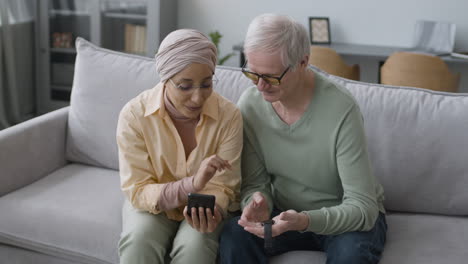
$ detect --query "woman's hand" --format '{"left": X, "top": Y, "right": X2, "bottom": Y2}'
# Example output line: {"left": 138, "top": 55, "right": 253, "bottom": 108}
{"left": 183, "top": 205, "right": 223, "bottom": 233}
{"left": 193, "top": 155, "right": 231, "bottom": 191}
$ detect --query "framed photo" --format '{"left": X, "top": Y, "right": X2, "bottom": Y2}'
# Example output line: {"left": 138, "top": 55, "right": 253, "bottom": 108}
{"left": 309, "top": 17, "right": 331, "bottom": 44}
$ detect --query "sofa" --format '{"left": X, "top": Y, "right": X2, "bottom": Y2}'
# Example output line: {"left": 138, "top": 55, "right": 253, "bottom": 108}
{"left": 1, "top": 37, "right": 467, "bottom": 264}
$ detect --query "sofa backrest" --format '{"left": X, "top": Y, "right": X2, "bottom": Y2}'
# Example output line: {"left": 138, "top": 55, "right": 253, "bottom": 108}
{"left": 67, "top": 38, "right": 468, "bottom": 216}
{"left": 328, "top": 74, "right": 468, "bottom": 216}
{"left": 66, "top": 38, "right": 251, "bottom": 170}
{"left": 66, "top": 38, "right": 158, "bottom": 169}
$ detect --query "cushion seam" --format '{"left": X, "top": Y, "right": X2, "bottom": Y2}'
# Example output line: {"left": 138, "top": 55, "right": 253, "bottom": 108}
{"left": 0, "top": 231, "right": 113, "bottom": 264}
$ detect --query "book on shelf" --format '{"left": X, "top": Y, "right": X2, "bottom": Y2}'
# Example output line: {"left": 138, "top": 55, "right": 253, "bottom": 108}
{"left": 124, "top": 24, "right": 133, "bottom": 53}
{"left": 134, "top": 25, "right": 141, "bottom": 54}
{"left": 451, "top": 52, "right": 468, "bottom": 60}
{"left": 124, "top": 24, "right": 147, "bottom": 54}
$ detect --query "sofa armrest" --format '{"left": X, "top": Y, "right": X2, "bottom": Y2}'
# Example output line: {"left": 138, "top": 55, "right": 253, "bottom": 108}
{"left": 0, "top": 107, "right": 69, "bottom": 197}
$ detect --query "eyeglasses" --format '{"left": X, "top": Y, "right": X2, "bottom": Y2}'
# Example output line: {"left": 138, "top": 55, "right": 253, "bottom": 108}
{"left": 168, "top": 76, "right": 217, "bottom": 92}
{"left": 241, "top": 60, "right": 290, "bottom": 86}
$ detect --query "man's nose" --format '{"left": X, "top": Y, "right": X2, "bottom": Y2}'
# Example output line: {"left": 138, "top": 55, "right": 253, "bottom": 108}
{"left": 257, "top": 78, "right": 270, "bottom": 91}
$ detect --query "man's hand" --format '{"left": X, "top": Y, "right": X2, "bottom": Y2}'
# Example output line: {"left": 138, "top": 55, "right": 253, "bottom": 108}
{"left": 193, "top": 155, "right": 231, "bottom": 191}
{"left": 238, "top": 192, "right": 270, "bottom": 237}
{"left": 240, "top": 209, "right": 309, "bottom": 238}
{"left": 183, "top": 205, "right": 223, "bottom": 233}
{"left": 240, "top": 192, "right": 270, "bottom": 223}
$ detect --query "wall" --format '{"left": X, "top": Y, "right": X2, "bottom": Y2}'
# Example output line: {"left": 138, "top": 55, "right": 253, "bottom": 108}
{"left": 178, "top": 0, "right": 468, "bottom": 92}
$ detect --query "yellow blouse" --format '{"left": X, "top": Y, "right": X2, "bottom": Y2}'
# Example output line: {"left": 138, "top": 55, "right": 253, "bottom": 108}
{"left": 116, "top": 83, "right": 243, "bottom": 221}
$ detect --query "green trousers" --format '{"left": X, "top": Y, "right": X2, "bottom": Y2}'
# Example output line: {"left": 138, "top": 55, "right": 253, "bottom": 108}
{"left": 118, "top": 200, "right": 224, "bottom": 264}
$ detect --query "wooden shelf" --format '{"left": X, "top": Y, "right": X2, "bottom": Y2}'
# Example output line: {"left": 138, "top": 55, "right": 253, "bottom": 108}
{"left": 50, "top": 47, "right": 76, "bottom": 54}
{"left": 103, "top": 12, "right": 146, "bottom": 20}
{"left": 51, "top": 84, "right": 72, "bottom": 91}
{"left": 50, "top": 9, "right": 90, "bottom": 16}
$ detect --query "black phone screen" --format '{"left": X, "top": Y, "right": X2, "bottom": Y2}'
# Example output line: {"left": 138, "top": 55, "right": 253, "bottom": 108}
{"left": 187, "top": 193, "right": 216, "bottom": 216}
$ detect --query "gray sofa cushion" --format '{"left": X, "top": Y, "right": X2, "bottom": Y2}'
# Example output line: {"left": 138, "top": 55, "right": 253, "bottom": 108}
{"left": 0, "top": 107, "right": 68, "bottom": 197}
{"left": 270, "top": 212, "right": 468, "bottom": 264}
{"left": 3, "top": 168, "right": 465, "bottom": 264}
{"left": 2, "top": 163, "right": 466, "bottom": 264}
{"left": 329, "top": 75, "right": 468, "bottom": 216}
{"left": 66, "top": 38, "right": 159, "bottom": 170}
{"left": 380, "top": 213, "right": 468, "bottom": 263}
{"left": 211, "top": 65, "right": 252, "bottom": 104}
{"left": 66, "top": 38, "right": 251, "bottom": 171}
{"left": 0, "top": 244, "right": 78, "bottom": 264}
{"left": 0, "top": 164, "right": 123, "bottom": 264}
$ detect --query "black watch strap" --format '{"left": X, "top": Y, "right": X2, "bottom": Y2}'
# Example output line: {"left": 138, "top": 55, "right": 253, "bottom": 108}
{"left": 262, "top": 220, "right": 275, "bottom": 250}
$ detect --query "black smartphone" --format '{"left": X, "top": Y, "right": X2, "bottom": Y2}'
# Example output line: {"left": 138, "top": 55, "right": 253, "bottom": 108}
{"left": 187, "top": 193, "right": 215, "bottom": 217}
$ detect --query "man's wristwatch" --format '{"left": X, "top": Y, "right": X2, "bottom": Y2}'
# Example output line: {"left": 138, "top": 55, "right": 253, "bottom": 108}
{"left": 262, "top": 219, "right": 275, "bottom": 250}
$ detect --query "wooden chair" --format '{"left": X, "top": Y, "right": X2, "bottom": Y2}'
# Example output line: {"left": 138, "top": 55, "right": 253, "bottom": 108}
{"left": 381, "top": 52, "right": 460, "bottom": 92}
{"left": 309, "top": 46, "right": 360, "bottom": 81}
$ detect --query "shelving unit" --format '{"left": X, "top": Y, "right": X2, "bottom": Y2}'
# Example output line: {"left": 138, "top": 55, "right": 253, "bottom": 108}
{"left": 103, "top": 12, "right": 147, "bottom": 20}
{"left": 36, "top": 0, "right": 177, "bottom": 114}
{"left": 49, "top": 9, "right": 91, "bottom": 16}
{"left": 50, "top": 47, "right": 77, "bottom": 53}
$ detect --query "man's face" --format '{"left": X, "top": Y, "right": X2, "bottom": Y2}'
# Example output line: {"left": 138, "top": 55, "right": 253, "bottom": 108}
{"left": 245, "top": 52, "right": 292, "bottom": 103}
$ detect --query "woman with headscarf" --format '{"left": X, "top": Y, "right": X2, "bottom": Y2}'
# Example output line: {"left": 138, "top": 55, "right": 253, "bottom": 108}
{"left": 116, "top": 29, "right": 242, "bottom": 264}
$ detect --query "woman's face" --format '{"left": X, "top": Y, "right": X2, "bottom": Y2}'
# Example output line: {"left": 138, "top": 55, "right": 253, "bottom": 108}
{"left": 166, "top": 63, "right": 214, "bottom": 119}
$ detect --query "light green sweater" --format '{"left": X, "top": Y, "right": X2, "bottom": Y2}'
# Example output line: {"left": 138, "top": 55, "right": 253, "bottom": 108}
{"left": 238, "top": 70, "right": 385, "bottom": 235}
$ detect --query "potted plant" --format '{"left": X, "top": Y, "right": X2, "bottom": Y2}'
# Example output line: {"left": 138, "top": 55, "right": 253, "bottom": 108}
{"left": 209, "top": 31, "right": 235, "bottom": 65}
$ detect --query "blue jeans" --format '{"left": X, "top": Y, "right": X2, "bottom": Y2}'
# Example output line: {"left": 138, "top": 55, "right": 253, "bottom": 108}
{"left": 219, "top": 209, "right": 387, "bottom": 264}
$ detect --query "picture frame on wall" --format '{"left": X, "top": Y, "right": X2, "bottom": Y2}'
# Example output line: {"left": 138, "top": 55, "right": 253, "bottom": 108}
{"left": 309, "top": 17, "right": 331, "bottom": 44}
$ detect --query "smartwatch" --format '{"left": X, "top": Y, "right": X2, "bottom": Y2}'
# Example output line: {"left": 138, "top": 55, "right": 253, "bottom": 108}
{"left": 262, "top": 219, "right": 275, "bottom": 250}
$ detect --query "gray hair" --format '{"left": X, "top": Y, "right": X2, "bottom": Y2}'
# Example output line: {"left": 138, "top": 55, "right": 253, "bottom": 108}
{"left": 244, "top": 14, "right": 310, "bottom": 70}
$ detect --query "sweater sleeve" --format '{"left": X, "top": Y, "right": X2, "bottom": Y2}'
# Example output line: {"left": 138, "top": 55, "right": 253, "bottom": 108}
{"left": 239, "top": 135, "right": 274, "bottom": 213}
{"left": 238, "top": 91, "right": 274, "bottom": 213}
{"left": 303, "top": 105, "right": 380, "bottom": 235}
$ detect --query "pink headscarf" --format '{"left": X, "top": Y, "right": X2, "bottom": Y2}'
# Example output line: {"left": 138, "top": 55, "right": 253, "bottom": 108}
{"left": 155, "top": 29, "right": 217, "bottom": 82}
